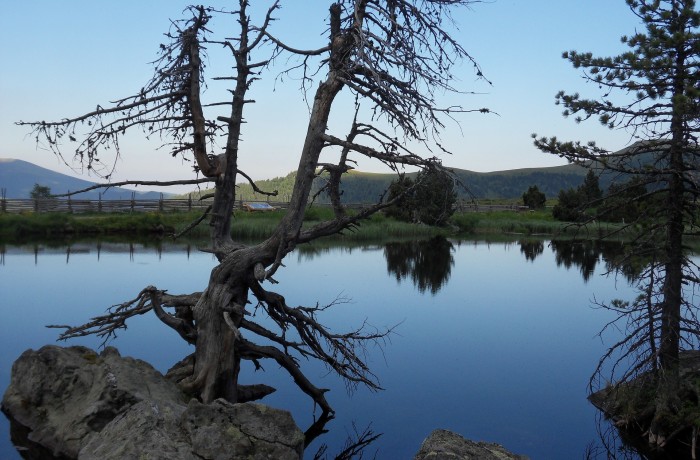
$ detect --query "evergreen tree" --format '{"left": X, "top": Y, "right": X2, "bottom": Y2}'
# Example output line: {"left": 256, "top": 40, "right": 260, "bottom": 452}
{"left": 599, "top": 177, "right": 649, "bottom": 223}
{"left": 29, "top": 183, "right": 52, "bottom": 199}
{"left": 550, "top": 171, "right": 600, "bottom": 222}
{"left": 534, "top": 0, "right": 700, "bottom": 448}
{"left": 414, "top": 168, "right": 457, "bottom": 226}
{"left": 385, "top": 168, "right": 456, "bottom": 226}
{"left": 521, "top": 185, "right": 546, "bottom": 209}
{"left": 551, "top": 188, "right": 584, "bottom": 222}
{"left": 579, "top": 170, "right": 602, "bottom": 202}
{"left": 385, "top": 175, "right": 415, "bottom": 222}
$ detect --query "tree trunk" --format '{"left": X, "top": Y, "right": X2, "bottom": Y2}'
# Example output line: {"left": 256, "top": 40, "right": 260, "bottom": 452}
{"left": 652, "top": 3, "right": 687, "bottom": 439}
{"left": 189, "top": 3, "right": 347, "bottom": 404}
{"left": 190, "top": 259, "right": 251, "bottom": 403}
{"left": 659, "top": 146, "right": 684, "bottom": 372}
{"left": 188, "top": 5, "right": 254, "bottom": 404}
{"left": 192, "top": 285, "right": 238, "bottom": 403}
{"left": 658, "top": 0, "right": 686, "bottom": 375}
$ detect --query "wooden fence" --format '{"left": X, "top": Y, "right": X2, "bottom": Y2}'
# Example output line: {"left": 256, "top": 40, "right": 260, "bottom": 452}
{"left": 0, "top": 192, "right": 526, "bottom": 215}
{"left": 0, "top": 194, "right": 294, "bottom": 214}
{"left": 456, "top": 203, "right": 531, "bottom": 212}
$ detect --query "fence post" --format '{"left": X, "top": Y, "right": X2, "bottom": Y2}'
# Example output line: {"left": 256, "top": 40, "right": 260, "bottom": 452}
{"left": 98, "top": 192, "right": 102, "bottom": 213}
{"left": 0, "top": 188, "right": 5, "bottom": 213}
{"left": 68, "top": 192, "right": 72, "bottom": 213}
{"left": 131, "top": 192, "right": 135, "bottom": 213}
{"left": 159, "top": 193, "right": 164, "bottom": 212}
{"left": 188, "top": 194, "right": 192, "bottom": 211}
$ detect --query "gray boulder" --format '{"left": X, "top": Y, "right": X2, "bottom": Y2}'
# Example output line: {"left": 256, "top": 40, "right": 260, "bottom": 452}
{"left": 414, "top": 429, "right": 528, "bottom": 460}
{"left": 2, "top": 345, "right": 304, "bottom": 459}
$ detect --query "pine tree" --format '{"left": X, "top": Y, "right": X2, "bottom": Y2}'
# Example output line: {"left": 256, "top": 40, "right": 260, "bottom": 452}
{"left": 413, "top": 168, "right": 457, "bottom": 226}
{"left": 29, "top": 183, "right": 52, "bottom": 199}
{"left": 534, "top": 0, "right": 700, "bottom": 448}
{"left": 579, "top": 170, "right": 602, "bottom": 202}
{"left": 521, "top": 185, "right": 546, "bottom": 209}
{"left": 385, "top": 169, "right": 457, "bottom": 226}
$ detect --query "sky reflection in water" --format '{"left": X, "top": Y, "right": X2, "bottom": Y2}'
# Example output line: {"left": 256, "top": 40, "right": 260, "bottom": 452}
{"left": 0, "top": 239, "right": 635, "bottom": 459}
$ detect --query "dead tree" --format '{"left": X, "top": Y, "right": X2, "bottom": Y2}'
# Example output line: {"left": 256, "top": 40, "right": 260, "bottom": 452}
{"left": 26, "top": 0, "right": 488, "bottom": 445}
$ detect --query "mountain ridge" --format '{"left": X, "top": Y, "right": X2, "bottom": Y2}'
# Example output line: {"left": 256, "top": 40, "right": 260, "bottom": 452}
{"left": 1, "top": 157, "right": 608, "bottom": 203}
{"left": 178, "top": 162, "right": 598, "bottom": 203}
{"left": 0, "top": 158, "right": 169, "bottom": 200}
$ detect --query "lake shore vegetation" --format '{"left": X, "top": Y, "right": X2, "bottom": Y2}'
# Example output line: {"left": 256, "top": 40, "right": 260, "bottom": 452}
{"left": 0, "top": 205, "right": 634, "bottom": 245}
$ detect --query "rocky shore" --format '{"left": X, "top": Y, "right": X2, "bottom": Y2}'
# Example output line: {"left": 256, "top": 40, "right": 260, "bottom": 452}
{"left": 2, "top": 345, "right": 526, "bottom": 459}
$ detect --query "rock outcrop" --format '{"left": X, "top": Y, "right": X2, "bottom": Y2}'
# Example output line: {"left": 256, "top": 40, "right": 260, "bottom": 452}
{"left": 414, "top": 429, "right": 528, "bottom": 460}
{"left": 2, "top": 345, "right": 305, "bottom": 459}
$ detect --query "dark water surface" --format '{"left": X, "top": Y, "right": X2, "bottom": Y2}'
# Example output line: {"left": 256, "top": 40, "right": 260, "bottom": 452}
{"left": 0, "top": 238, "right": 635, "bottom": 459}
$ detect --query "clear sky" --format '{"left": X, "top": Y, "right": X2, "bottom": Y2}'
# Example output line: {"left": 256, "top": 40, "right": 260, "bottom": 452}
{"left": 1, "top": 1, "right": 640, "bottom": 193}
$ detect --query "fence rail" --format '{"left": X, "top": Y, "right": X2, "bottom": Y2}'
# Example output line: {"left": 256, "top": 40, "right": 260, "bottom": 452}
{"left": 0, "top": 197, "right": 269, "bottom": 214}
{"left": 0, "top": 195, "right": 527, "bottom": 214}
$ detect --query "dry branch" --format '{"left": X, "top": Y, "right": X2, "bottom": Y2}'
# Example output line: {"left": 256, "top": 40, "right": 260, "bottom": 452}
{"left": 47, "top": 286, "right": 200, "bottom": 348}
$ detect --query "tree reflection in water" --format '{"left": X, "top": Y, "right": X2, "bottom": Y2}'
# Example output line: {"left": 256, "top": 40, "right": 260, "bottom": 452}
{"left": 519, "top": 239, "right": 544, "bottom": 262}
{"left": 519, "top": 239, "right": 640, "bottom": 283}
{"left": 550, "top": 240, "right": 605, "bottom": 282}
{"left": 519, "top": 238, "right": 680, "bottom": 459}
{"left": 0, "top": 237, "right": 666, "bottom": 458}
{"left": 384, "top": 236, "right": 454, "bottom": 295}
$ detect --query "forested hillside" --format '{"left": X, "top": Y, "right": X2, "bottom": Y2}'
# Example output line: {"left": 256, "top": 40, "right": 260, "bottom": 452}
{"left": 455, "top": 165, "right": 592, "bottom": 199}
{"left": 179, "top": 163, "right": 603, "bottom": 203}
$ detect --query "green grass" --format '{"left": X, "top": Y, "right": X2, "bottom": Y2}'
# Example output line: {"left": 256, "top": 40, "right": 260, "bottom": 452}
{"left": 461, "top": 209, "right": 565, "bottom": 235}
{"left": 0, "top": 211, "right": 204, "bottom": 243}
{"left": 229, "top": 209, "right": 285, "bottom": 240}
{"left": 0, "top": 206, "right": 633, "bottom": 244}
{"left": 453, "top": 209, "right": 627, "bottom": 238}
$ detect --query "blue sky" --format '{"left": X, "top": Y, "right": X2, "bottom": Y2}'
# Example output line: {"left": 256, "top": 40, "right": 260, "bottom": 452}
{"left": 1, "top": 1, "right": 640, "bottom": 192}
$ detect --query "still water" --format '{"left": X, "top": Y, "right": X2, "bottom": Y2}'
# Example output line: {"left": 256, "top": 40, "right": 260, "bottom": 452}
{"left": 0, "top": 238, "right": 635, "bottom": 459}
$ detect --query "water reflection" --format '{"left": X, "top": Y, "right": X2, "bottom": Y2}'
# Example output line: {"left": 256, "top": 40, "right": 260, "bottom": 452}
{"left": 551, "top": 240, "right": 604, "bottom": 282}
{"left": 519, "top": 239, "right": 544, "bottom": 262}
{"left": 1, "top": 237, "right": 643, "bottom": 287}
{"left": 384, "top": 236, "right": 454, "bottom": 295}
{"left": 586, "top": 416, "right": 647, "bottom": 460}
{"left": 517, "top": 239, "right": 640, "bottom": 284}
{"left": 0, "top": 240, "right": 206, "bottom": 266}
{"left": 0, "top": 236, "right": 647, "bottom": 459}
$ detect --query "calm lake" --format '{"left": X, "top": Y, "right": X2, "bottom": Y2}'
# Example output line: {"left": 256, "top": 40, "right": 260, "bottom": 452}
{"left": 0, "top": 237, "right": 638, "bottom": 459}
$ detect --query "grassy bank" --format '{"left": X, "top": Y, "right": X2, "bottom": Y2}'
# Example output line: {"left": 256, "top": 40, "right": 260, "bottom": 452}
{"left": 0, "top": 212, "right": 186, "bottom": 240}
{"left": 456, "top": 209, "right": 627, "bottom": 238}
{"left": 0, "top": 207, "right": 624, "bottom": 244}
{"left": 0, "top": 208, "right": 446, "bottom": 244}
{"left": 229, "top": 207, "right": 446, "bottom": 241}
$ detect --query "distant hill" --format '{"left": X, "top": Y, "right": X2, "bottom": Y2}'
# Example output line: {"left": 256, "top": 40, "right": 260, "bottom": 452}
{"left": 326, "top": 164, "right": 609, "bottom": 202}
{"left": 0, "top": 158, "right": 168, "bottom": 200}
{"left": 181, "top": 141, "right": 679, "bottom": 204}
{"left": 452, "top": 164, "right": 595, "bottom": 200}
{"left": 180, "top": 163, "right": 604, "bottom": 203}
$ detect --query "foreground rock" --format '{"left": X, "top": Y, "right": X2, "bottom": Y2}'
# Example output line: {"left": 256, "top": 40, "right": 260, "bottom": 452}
{"left": 414, "top": 429, "right": 528, "bottom": 460}
{"left": 2, "top": 345, "right": 304, "bottom": 459}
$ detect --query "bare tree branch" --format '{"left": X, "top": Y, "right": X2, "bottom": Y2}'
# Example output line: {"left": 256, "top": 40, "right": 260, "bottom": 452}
{"left": 50, "top": 178, "right": 214, "bottom": 197}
